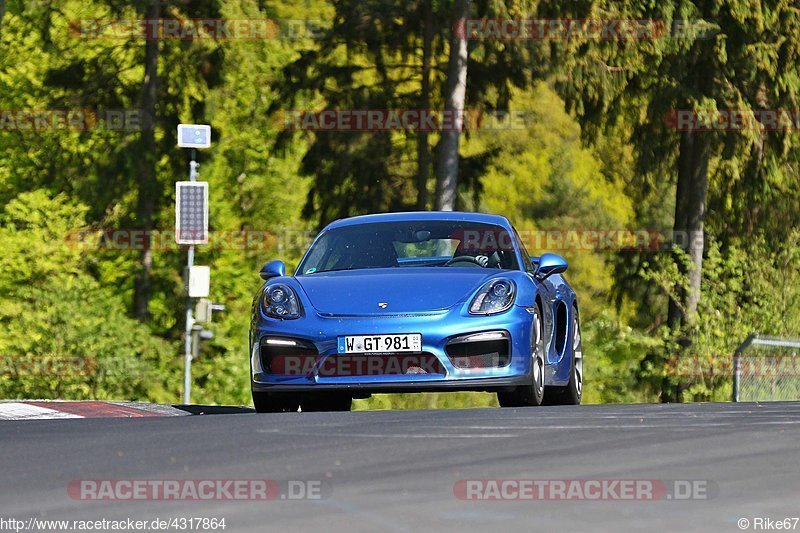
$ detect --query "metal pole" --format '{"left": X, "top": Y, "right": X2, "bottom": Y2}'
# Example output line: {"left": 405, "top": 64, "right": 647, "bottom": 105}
{"left": 732, "top": 349, "right": 740, "bottom": 403}
{"left": 183, "top": 245, "right": 194, "bottom": 404}
{"left": 182, "top": 149, "right": 198, "bottom": 404}
{"left": 732, "top": 333, "right": 756, "bottom": 403}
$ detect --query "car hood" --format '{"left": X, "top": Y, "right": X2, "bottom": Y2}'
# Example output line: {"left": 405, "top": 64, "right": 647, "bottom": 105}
{"left": 295, "top": 267, "right": 497, "bottom": 316}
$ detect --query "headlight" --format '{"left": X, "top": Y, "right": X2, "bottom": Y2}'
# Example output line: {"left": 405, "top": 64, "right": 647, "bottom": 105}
{"left": 469, "top": 279, "right": 516, "bottom": 315}
{"left": 262, "top": 283, "right": 302, "bottom": 319}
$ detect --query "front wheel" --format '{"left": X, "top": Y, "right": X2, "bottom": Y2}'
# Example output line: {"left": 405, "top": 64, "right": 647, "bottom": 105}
{"left": 543, "top": 309, "right": 582, "bottom": 405}
{"left": 497, "top": 305, "right": 545, "bottom": 407}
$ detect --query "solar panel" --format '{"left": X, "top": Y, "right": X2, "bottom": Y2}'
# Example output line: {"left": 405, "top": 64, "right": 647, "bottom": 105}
{"left": 175, "top": 181, "right": 209, "bottom": 244}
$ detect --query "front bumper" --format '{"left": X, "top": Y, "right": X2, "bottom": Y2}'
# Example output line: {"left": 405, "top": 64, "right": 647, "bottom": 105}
{"left": 251, "top": 305, "right": 534, "bottom": 393}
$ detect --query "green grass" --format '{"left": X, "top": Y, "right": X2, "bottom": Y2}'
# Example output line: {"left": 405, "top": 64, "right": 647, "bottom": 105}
{"left": 353, "top": 392, "right": 500, "bottom": 411}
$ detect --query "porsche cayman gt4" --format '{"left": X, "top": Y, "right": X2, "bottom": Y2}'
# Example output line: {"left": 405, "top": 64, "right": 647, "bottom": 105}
{"left": 249, "top": 211, "right": 582, "bottom": 412}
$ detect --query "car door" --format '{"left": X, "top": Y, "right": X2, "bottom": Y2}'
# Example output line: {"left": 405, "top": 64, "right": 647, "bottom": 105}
{"left": 534, "top": 266, "right": 559, "bottom": 364}
{"left": 512, "top": 227, "right": 558, "bottom": 364}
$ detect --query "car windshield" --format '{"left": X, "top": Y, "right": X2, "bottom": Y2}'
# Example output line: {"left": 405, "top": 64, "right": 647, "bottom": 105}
{"left": 298, "top": 220, "right": 520, "bottom": 274}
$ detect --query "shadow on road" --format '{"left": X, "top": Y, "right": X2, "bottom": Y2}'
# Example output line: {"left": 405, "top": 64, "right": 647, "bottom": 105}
{"left": 172, "top": 405, "right": 255, "bottom": 415}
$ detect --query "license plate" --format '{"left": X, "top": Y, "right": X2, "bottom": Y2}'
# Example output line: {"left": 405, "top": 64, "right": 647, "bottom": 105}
{"left": 338, "top": 334, "right": 422, "bottom": 354}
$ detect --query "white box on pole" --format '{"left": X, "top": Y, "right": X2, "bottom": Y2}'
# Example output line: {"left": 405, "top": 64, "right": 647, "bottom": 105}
{"left": 177, "top": 124, "right": 211, "bottom": 148}
{"left": 186, "top": 266, "right": 210, "bottom": 298}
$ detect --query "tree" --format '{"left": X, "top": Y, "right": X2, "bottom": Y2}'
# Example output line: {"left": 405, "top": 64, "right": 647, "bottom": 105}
{"left": 415, "top": 0, "right": 434, "bottom": 209}
{"left": 549, "top": 0, "right": 800, "bottom": 330}
{"left": 434, "top": 0, "right": 470, "bottom": 211}
{"left": 272, "top": 0, "right": 432, "bottom": 226}
{"left": 274, "top": 0, "right": 538, "bottom": 224}
{"left": 0, "top": 191, "right": 179, "bottom": 401}
{"left": 132, "top": 0, "right": 160, "bottom": 321}
{"left": 0, "top": 0, "right": 315, "bottom": 404}
{"left": 667, "top": 43, "right": 714, "bottom": 328}
{"left": 14, "top": 0, "right": 228, "bottom": 323}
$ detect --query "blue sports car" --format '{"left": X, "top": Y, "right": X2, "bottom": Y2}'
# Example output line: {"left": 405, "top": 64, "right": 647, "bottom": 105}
{"left": 250, "top": 211, "right": 582, "bottom": 412}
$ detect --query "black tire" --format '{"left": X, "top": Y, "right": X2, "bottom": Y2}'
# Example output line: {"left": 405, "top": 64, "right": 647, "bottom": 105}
{"left": 497, "top": 304, "right": 545, "bottom": 407}
{"left": 543, "top": 309, "right": 582, "bottom": 405}
{"left": 252, "top": 391, "right": 300, "bottom": 413}
{"left": 300, "top": 394, "right": 352, "bottom": 412}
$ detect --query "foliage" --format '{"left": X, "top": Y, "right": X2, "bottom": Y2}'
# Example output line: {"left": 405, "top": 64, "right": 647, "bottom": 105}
{"left": 0, "top": 191, "right": 179, "bottom": 401}
{"left": 0, "top": 0, "right": 798, "bottom": 408}
{"left": 639, "top": 233, "right": 800, "bottom": 402}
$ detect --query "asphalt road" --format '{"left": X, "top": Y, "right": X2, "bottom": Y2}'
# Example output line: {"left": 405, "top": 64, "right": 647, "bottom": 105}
{"left": 2, "top": 402, "right": 800, "bottom": 532}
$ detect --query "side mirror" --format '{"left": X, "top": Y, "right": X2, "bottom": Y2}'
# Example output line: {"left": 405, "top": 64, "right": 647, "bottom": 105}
{"left": 535, "top": 253, "right": 567, "bottom": 279}
{"left": 260, "top": 260, "right": 286, "bottom": 280}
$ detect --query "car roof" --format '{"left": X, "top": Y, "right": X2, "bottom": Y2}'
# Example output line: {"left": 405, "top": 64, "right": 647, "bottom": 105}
{"left": 323, "top": 211, "right": 512, "bottom": 231}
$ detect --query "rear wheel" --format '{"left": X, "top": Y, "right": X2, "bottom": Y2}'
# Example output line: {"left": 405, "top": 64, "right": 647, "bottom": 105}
{"left": 543, "top": 309, "right": 582, "bottom": 405}
{"left": 252, "top": 391, "right": 300, "bottom": 413}
{"left": 300, "top": 394, "right": 352, "bottom": 412}
{"left": 497, "top": 305, "right": 545, "bottom": 407}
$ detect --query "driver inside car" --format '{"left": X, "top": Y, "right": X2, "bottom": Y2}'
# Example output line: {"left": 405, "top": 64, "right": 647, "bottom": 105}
{"left": 448, "top": 245, "right": 503, "bottom": 268}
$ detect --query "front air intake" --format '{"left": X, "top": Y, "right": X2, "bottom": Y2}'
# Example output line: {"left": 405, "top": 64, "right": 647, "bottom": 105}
{"left": 260, "top": 338, "right": 319, "bottom": 375}
{"left": 445, "top": 331, "right": 511, "bottom": 369}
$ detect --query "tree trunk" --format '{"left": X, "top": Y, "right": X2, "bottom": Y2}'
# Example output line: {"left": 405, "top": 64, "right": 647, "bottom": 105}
{"left": 684, "top": 132, "right": 709, "bottom": 323}
{"left": 661, "top": 126, "right": 709, "bottom": 403}
{"left": 667, "top": 131, "right": 691, "bottom": 328}
{"left": 435, "top": 0, "right": 470, "bottom": 211}
{"left": 132, "top": 0, "right": 160, "bottom": 321}
{"left": 415, "top": 0, "right": 433, "bottom": 210}
{"left": 670, "top": 129, "right": 710, "bottom": 327}
{"left": 669, "top": 44, "right": 713, "bottom": 330}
